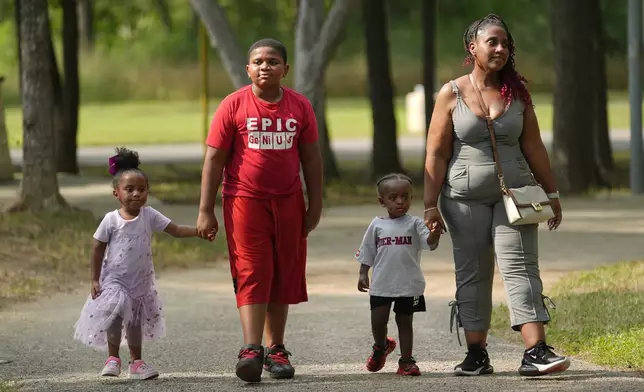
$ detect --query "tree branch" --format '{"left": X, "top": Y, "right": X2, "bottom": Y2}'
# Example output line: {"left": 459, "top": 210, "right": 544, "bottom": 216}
{"left": 190, "top": 0, "right": 249, "bottom": 89}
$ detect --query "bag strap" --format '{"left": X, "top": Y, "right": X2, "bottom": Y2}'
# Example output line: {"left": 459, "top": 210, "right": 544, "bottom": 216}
{"left": 467, "top": 73, "right": 507, "bottom": 192}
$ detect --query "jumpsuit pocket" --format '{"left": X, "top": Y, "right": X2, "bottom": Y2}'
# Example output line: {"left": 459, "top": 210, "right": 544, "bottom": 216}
{"left": 443, "top": 164, "right": 469, "bottom": 197}
{"left": 466, "top": 164, "right": 500, "bottom": 200}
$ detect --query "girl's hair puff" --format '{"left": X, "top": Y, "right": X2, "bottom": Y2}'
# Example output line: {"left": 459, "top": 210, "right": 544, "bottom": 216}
{"left": 109, "top": 147, "right": 147, "bottom": 188}
{"left": 462, "top": 14, "right": 533, "bottom": 108}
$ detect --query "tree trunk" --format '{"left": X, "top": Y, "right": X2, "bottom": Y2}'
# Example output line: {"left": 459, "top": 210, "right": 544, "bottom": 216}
{"left": 362, "top": 0, "right": 402, "bottom": 178}
{"left": 0, "top": 77, "right": 13, "bottom": 182}
{"left": 6, "top": 0, "right": 68, "bottom": 212}
{"left": 57, "top": 0, "right": 80, "bottom": 174}
{"left": 422, "top": 0, "right": 436, "bottom": 133}
{"left": 189, "top": 0, "right": 250, "bottom": 90}
{"left": 588, "top": 0, "right": 613, "bottom": 180}
{"left": 77, "top": 0, "right": 94, "bottom": 51}
{"left": 294, "top": 0, "right": 355, "bottom": 181}
{"left": 549, "top": 0, "right": 598, "bottom": 193}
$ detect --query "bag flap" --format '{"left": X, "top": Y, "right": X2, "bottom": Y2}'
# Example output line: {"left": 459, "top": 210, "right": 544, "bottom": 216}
{"left": 507, "top": 185, "right": 551, "bottom": 207}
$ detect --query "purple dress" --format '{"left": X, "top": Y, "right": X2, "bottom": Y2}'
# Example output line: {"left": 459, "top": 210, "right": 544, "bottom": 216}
{"left": 73, "top": 206, "right": 171, "bottom": 350}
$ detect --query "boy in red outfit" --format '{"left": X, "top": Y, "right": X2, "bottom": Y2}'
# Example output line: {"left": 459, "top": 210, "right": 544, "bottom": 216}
{"left": 196, "top": 38, "right": 323, "bottom": 383}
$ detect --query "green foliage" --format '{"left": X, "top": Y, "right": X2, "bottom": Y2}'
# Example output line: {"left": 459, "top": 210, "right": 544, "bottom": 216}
{"left": 0, "top": 0, "right": 630, "bottom": 104}
{"left": 491, "top": 261, "right": 644, "bottom": 371}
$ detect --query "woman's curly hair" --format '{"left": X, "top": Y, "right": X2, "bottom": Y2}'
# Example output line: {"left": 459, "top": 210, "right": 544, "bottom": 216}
{"left": 463, "top": 14, "right": 533, "bottom": 107}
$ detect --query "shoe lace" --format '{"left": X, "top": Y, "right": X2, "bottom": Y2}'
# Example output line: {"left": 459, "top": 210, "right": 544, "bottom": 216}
{"left": 448, "top": 300, "right": 463, "bottom": 346}
{"left": 238, "top": 348, "right": 261, "bottom": 359}
{"left": 268, "top": 348, "right": 292, "bottom": 365}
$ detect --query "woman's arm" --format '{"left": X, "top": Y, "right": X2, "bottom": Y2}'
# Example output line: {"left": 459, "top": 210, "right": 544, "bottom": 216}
{"left": 519, "top": 104, "right": 558, "bottom": 194}
{"left": 423, "top": 83, "right": 456, "bottom": 209}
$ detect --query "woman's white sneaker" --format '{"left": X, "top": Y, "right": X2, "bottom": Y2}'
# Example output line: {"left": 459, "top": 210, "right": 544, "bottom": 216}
{"left": 128, "top": 360, "right": 159, "bottom": 380}
{"left": 100, "top": 356, "right": 121, "bottom": 377}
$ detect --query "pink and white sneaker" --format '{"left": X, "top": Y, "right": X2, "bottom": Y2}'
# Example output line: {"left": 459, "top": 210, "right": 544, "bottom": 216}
{"left": 128, "top": 360, "right": 159, "bottom": 380}
{"left": 100, "top": 356, "right": 121, "bottom": 377}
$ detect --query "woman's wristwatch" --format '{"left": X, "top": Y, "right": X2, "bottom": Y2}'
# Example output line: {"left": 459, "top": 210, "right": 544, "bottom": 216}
{"left": 546, "top": 191, "right": 560, "bottom": 199}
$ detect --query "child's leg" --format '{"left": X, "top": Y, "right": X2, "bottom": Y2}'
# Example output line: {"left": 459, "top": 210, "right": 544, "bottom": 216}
{"left": 395, "top": 313, "right": 414, "bottom": 358}
{"left": 371, "top": 301, "right": 392, "bottom": 346}
{"left": 393, "top": 296, "right": 425, "bottom": 376}
{"left": 106, "top": 316, "right": 123, "bottom": 358}
{"left": 126, "top": 323, "right": 142, "bottom": 361}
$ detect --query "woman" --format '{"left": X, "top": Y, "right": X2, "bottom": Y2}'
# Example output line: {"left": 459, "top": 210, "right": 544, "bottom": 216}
{"left": 423, "top": 14, "right": 570, "bottom": 377}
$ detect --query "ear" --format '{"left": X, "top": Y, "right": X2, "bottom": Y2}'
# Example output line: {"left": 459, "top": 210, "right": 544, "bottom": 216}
{"left": 112, "top": 189, "right": 118, "bottom": 199}
{"left": 282, "top": 63, "right": 290, "bottom": 79}
{"left": 246, "top": 64, "right": 251, "bottom": 79}
{"left": 378, "top": 197, "right": 385, "bottom": 207}
{"left": 469, "top": 42, "right": 476, "bottom": 56}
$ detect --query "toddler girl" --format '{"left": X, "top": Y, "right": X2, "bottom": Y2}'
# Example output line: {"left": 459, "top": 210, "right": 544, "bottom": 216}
{"left": 355, "top": 173, "right": 442, "bottom": 376}
{"left": 73, "top": 147, "right": 211, "bottom": 379}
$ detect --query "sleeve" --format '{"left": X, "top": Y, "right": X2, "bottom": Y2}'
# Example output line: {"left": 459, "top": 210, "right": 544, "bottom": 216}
{"left": 146, "top": 207, "right": 172, "bottom": 233}
{"left": 206, "top": 96, "right": 235, "bottom": 150}
{"left": 299, "top": 98, "right": 319, "bottom": 144}
{"left": 415, "top": 217, "right": 431, "bottom": 251}
{"left": 354, "top": 219, "right": 378, "bottom": 266}
{"left": 93, "top": 213, "right": 113, "bottom": 243}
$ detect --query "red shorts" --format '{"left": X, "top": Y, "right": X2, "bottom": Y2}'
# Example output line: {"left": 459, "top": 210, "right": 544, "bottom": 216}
{"left": 222, "top": 191, "right": 308, "bottom": 307}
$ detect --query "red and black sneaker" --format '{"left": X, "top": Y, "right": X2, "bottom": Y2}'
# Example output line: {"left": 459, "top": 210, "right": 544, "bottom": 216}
{"left": 396, "top": 356, "right": 421, "bottom": 376}
{"left": 235, "top": 344, "right": 264, "bottom": 383}
{"left": 264, "top": 344, "right": 295, "bottom": 379}
{"left": 366, "top": 337, "right": 397, "bottom": 372}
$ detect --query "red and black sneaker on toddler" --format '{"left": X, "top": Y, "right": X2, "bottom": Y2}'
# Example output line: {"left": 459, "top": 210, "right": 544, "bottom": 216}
{"left": 396, "top": 356, "right": 421, "bottom": 376}
{"left": 366, "top": 337, "right": 397, "bottom": 372}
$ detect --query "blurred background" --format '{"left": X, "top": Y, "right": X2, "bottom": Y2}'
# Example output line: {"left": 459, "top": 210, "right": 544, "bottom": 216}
{"left": 0, "top": 0, "right": 642, "bottom": 206}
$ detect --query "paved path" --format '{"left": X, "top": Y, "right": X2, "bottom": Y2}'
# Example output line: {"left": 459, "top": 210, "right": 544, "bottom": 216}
{"left": 8, "top": 129, "right": 641, "bottom": 167}
{"left": 1, "top": 182, "right": 644, "bottom": 391}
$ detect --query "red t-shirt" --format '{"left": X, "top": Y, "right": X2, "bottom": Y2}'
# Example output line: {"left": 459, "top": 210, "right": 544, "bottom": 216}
{"left": 206, "top": 85, "right": 319, "bottom": 198}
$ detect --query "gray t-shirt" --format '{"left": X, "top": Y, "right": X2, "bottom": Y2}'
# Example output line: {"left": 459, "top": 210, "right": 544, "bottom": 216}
{"left": 354, "top": 214, "right": 431, "bottom": 297}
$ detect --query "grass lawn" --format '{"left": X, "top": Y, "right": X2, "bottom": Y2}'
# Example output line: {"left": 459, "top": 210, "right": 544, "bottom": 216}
{"left": 491, "top": 260, "right": 644, "bottom": 372}
{"left": 0, "top": 210, "right": 227, "bottom": 309}
{"left": 0, "top": 381, "right": 19, "bottom": 392}
{"left": 3, "top": 92, "right": 633, "bottom": 148}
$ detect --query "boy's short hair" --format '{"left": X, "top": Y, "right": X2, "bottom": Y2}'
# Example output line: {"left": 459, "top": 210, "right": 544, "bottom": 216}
{"left": 248, "top": 38, "right": 288, "bottom": 64}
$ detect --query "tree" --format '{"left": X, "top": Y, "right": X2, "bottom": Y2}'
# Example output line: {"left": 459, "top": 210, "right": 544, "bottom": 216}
{"left": 422, "top": 0, "right": 436, "bottom": 133}
{"left": 190, "top": 0, "right": 356, "bottom": 181}
{"left": 294, "top": 0, "right": 357, "bottom": 180}
{"left": 77, "top": 0, "right": 94, "bottom": 51}
{"left": 55, "top": 0, "right": 81, "bottom": 174}
{"left": 361, "top": 0, "right": 402, "bottom": 177}
{"left": 588, "top": 0, "right": 613, "bottom": 177}
{"left": 6, "top": 0, "right": 68, "bottom": 212}
{"left": 0, "top": 77, "right": 13, "bottom": 182}
{"left": 549, "top": 0, "right": 605, "bottom": 193}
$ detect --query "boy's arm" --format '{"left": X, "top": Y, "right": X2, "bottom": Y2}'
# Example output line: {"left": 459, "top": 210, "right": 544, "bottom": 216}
{"left": 299, "top": 141, "right": 323, "bottom": 211}
{"left": 200, "top": 146, "right": 229, "bottom": 214}
{"left": 164, "top": 222, "right": 199, "bottom": 238}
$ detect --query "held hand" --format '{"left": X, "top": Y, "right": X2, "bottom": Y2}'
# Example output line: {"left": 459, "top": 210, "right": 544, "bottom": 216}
{"left": 548, "top": 198, "right": 562, "bottom": 231}
{"left": 197, "top": 211, "right": 219, "bottom": 241}
{"left": 424, "top": 207, "right": 446, "bottom": 234}
{"left": 91, "top": 280, "right": 101, "bottom": 299}
{"left": 357, "top": 274, "right": 370, "bottom": 292}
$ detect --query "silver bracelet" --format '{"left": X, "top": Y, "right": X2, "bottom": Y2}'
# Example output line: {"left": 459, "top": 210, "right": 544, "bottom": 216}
{"left": 424, "top": 207, "right": 438, "bottom": 212}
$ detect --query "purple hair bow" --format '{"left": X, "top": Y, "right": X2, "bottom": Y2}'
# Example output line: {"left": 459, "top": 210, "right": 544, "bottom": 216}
{"left": 108, "top": 155, "right": 118, "bottom": 176}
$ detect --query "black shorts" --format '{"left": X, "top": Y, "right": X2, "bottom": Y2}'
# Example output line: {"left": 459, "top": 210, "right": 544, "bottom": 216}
{"left": 370, "top": 295, "right": 426, "bottom": 314}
